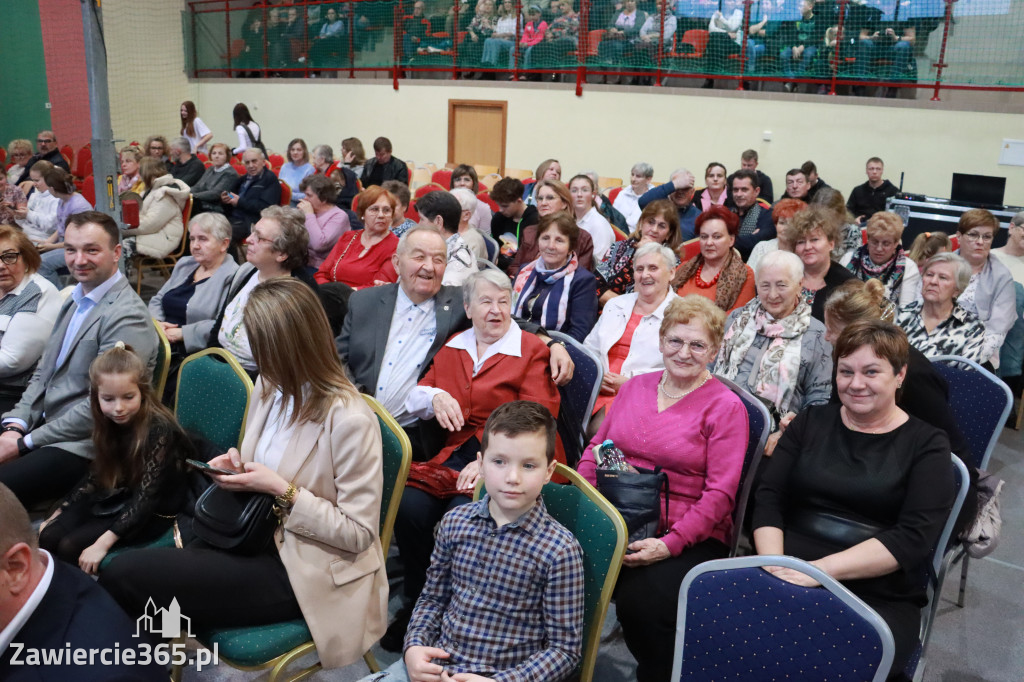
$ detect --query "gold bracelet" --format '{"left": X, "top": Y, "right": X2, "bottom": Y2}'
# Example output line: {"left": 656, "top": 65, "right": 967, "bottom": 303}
{"left": 275, "top": 483, "right": 298, "bottom": 509}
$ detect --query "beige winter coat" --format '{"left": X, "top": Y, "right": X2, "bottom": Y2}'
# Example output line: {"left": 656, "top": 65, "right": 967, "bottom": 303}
{"left": 125, "top": 174, "right": 189, "bottom": 258}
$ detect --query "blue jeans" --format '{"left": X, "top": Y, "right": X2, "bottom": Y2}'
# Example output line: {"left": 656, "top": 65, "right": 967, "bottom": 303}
{"left": 358, "top": 660, "right": 410, "bottom": 682}
{"left": 745, "top": 39, "right": 765, "bottom": 73}
{"left": 38, "top": 248, "right": 68, "bottom": 288}
{"left": 781, "top": 45, "right": 818, "bottom": 79}
{"left": 856, "top": 38, "right": 913, "bottom": 79}
{"left": 481, "top": 37, "right": 514, "bottom": 65}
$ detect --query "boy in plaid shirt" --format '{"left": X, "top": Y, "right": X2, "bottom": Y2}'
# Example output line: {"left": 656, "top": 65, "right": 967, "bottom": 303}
{"left": 363, "top": 400, "right": 585, "bottom": 682}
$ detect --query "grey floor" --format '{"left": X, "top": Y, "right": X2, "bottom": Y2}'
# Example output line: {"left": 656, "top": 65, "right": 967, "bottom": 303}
{"left": 174, "top": 424, "right": 1023, "bottom": 682}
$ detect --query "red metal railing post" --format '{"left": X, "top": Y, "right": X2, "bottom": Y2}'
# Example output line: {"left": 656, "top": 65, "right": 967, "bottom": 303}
{"left": 302, "top": 0, "right": 309, "bottom": 78}
{"left": 931, "top": 0, "right": 957, "bottom": 101}
{"left": 829, "top": 0, "right": 848, "bottom": 95}
{"left": 513, "top": 0, "right": 522, "bottom": 80}
{"left": 452, "top": 0, "right": 460, "bottom": 80}
{"left": 261, "top": 2, "right": 268, "bottom": 77}
{"left": 348, "top": 2, "right": 356, "bottom": 78}
{"left": 655, "top": 0, "right": 666, "bottom": 86}
{"left": 394, "top": 1, "right": 403, "bottom": 90}
{"left": 737, "top": 0, "right": 752, "bottom": 90}
{"left": 576, "top": 0, "right": 589, "bottom": 96}
{"left": 223, "top": 0, "right": 231, "bottom": 77}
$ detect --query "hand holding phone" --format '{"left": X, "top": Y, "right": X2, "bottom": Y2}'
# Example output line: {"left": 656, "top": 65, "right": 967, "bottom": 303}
{"left": 186, "top": 459, "right": 240, "bottom": 476}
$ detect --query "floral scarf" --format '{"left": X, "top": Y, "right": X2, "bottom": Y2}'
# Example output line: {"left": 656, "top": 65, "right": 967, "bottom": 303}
{"left": 846, "top": 243, "right": 907, "bottom": 304}
{"left": 714, "top": 297, "right": 812, "bottom": 424}
{"left": 513, "top": 254, "right": 580, "bottom": 331}
{"left": 673, "top": 247, "right": 749, "bottom": 311}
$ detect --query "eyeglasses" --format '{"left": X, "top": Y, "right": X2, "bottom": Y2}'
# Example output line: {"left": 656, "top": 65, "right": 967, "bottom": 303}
{"left": 36, "top": 138, "right": 54, "bottom": 144}
{"left": 11, "top": 152, "right": 30, "bottom": 159}
{"left": 663, "top": 337, "right": 710, "bottom": 356}
{"left": 365, "top": 206, "right": 393, "bottom": 216}
{"left": 962, "top": 231, "right": 994, "bottom": 243}
{"left": 0, "top": 251, "right": 22, "bottom": 265}
{"left": 250, "top": 232, "right": 274, "bottom": 245}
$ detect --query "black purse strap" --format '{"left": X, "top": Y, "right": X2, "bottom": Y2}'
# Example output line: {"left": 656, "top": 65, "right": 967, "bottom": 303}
{"left": 654, "top": 466, "right": 670, "bottom": 532}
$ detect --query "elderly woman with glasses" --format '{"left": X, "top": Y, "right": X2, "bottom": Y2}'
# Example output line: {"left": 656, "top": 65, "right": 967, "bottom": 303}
{"left": 578, "top": 295, "right": 748, "bottom": 682}
{"left": 895, "top": 252, "right": 988, "bottom": 364}
{"left": 841, "top": 211, "right": 921, "bottom": 308}
{"left": 315, "top": 186, "right": 399, "bottom": 290}
{"left": 952, "top": 209, "right": 1016, "bottom": 368}
{"left": 0, "top": 225, "right": 62, "bottom": 413}
{"left": 715, "top": 249, "right": 832, "bottom": 428}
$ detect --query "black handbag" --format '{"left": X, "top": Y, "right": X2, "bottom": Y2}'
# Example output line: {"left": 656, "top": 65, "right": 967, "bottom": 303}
{"left": 596, "top": 466, "right": 670, "bottom": 545}
{"left": 192, "top": 485, "right": 279, "bottom": 555}
{"left": 90, "top": 487, "right": 131, "bottom": 518}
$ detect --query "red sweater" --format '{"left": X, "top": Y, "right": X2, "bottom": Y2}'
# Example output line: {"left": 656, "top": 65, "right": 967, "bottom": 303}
{"left": 315, "top": 230, "right": 398, "bottom": 288}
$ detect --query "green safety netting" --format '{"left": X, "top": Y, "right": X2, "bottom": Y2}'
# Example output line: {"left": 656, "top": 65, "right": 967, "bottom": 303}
{"left": 186, "top": 0, "right": 1024, "bottom": 89}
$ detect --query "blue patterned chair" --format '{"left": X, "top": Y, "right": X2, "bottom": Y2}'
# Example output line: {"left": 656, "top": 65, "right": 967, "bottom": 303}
{"left": 714, "top": 374, "right": 770, "bottom": 556}
{"left": 930, "top": 354, "right": 1011, "bottom": 607}
{"left": 548, "top": 330, "right": 603, "bottom": 468}
{"left": 672, "top": 555, "right": 896, "bottom": 682}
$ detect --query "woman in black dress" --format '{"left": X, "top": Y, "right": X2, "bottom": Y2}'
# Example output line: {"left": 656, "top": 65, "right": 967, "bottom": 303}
{"left": 753, "top": 319, "right": 956, "bottom": 679}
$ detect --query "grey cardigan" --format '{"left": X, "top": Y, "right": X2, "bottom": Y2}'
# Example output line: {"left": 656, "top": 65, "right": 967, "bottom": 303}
{"left": 190, "top": 165, "right": 240, "bottom": 213}
{"left": 149, "top": 255, "right": 239, "bottom": 353}
{"left": 973, "top": 254, "right": 1017, "bottom": 338}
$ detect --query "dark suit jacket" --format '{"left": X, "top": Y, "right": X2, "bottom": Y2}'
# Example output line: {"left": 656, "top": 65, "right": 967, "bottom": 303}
{"left": 229, "top": 167, "right": 282, "bottom": 234}
{"left": 0, "top": 559, "right": 165, "bottom": 681}
{"left": 16, "top": 149, "right": 69, "bottom": 185}
{"left": 170, "top": 156, "right": 205, "bottom": 187}
{"left": 733, "top": 203, "right": 777, "bottom": 261}
{"left": 5, "top": 276, "right": 157, "bottom": 459}
{"left": 360, "top": 156, "right": 409, "bottom": 187}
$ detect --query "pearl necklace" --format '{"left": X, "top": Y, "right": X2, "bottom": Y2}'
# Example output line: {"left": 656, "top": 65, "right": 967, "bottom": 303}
{"left": 659, "top": 370, "right": 710, "bottom": 400}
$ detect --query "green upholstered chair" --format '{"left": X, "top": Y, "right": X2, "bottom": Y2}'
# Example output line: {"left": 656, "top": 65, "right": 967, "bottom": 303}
{"left": 475, "top": 463, "right": 628, "bottom": 682}
{"left": 174, "top": 394, "right": 412, "bottom": 682}
{"left": 151, "top": 318, "right": 172, "bottom": 399}
{"left": 174, "top": 348, "right": 254, "bottom": 452}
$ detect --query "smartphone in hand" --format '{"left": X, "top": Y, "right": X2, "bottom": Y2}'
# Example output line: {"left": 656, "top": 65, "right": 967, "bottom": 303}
{"left": 186, "top": 459, "right": 240, "bottom": 476}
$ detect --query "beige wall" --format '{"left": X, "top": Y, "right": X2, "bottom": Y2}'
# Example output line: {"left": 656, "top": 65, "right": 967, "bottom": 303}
{"left": 192, "top": 79, "right": 1024, "bottom": 205}
{"left": 104, "top": 0, "right": 196, "bottom": 147}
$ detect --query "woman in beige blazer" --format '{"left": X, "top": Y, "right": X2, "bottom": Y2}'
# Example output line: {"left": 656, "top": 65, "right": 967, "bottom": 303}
{"left": 101, "top": 278, "right": 387, "bottom": 670}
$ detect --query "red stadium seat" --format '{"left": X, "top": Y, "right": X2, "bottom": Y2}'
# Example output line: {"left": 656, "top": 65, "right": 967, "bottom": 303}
{"left": 414, "top": 183, "right": 444, "bottom": 200}
{"left": 680, "top": 237, "right": 700, "bottom": 261}
{"left": 431, "top": 169, "right": 453, "bottom": 188}
{"left": 477, "top": 191, "right": 499, "bottom": 213}
{"left": 279, "top": 180, "right": 291, "bottom": 206}
{"left": 81, "top": 176, "right": 96, "bottom": 207}
{"left": 268, "top": 153, "right": 285, "bottom": 171}
{"left": 608, "top": 187, "right": 623, "bottom": 204}
{"left": 73, "top": 147, "right": 92, "bottom": 180}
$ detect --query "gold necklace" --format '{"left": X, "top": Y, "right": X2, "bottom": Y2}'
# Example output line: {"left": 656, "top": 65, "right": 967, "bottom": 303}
{"left": 659, "top": 370, "right": 710, "bottom": 400}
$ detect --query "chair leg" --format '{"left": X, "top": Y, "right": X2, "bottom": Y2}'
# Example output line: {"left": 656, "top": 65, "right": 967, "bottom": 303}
{"left": 1016, "top": 388, "right": 1023, "bottom": 430}
{"left": 135, "top": 262, "right": 143, "bottom": 294}
{"left": 364, "top": 651, "right": 381, "bottom": 673}
{"left": 957, "top": 554, "right": 970, "bottom": 607}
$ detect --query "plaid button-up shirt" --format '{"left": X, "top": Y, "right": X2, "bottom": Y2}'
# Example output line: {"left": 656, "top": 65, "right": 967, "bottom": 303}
{"left": 404, "top": 495, "right": 585, "bottom": 682}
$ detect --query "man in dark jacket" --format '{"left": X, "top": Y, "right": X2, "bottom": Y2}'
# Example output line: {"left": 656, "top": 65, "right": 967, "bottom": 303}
{"left": 638, "top": 168, "right": 701, "bottom": 240}
{"left": 847, "top": 156, "right": 899, "bottom": 223}
{"left": 168, "top": 137, "right": 205, "bottom": 187}
{"left": 361, "top": 137, "right": 410, "bottom": 187}
{"left": 15, "top": 131, "right": 69, "bottom": 184}
{"left": 221, "top": 149, "right": 282, "bottom": 241}
{"left": 730, "top": 169, "right": 776, "bottom": 260}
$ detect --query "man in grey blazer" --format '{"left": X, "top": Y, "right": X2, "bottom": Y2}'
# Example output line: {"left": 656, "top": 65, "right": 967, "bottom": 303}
{"left": 337, "top": 226, "right": 572, "bottom": 462}
{"left": 0, "top": 211, "right": 158, "bottom": 507}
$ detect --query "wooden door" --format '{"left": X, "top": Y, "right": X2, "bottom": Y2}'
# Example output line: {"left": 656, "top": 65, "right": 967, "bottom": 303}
{"left": 448, "top": 100, "right": 507, "bottom": 174}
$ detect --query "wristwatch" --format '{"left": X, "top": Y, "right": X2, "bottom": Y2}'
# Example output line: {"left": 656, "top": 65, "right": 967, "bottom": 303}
{"left": 16, "top": 438, "right": 30, "bottom": 456}
{"left": 275, "top": 483, "right": 298, "bottom": 510}
{"left": 546, "top": 338, "right": 567, "bottom": 349}
{"left": 2, "top": 424, "right": 25, "bottom": 436}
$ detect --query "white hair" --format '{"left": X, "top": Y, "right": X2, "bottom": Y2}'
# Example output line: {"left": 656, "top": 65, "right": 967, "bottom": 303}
{"left": 633, "top": 242, "right": 677, "bottom": 272}
{"left": 450, "top": 187, "right": 478, "bottom": 213}
{"left": 463, "top": 269, "right": 512, "bottom": 305}
{"left": 756, "top": 249, "right": 804, "bottom": 285}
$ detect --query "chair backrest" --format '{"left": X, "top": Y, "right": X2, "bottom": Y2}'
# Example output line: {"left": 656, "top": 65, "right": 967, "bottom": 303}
{"left": 414, "top": 182, "right": 444, "bottom": 200}
{"left": 361, "top": 395, "right": 412, "bottom": 550}
{"left": 279, "top": 180, "right": 292, "bottom": 206}
{"left": 503, "top": 167, "right": 533, "bottom": 181}
{"left": 474, "top": 164, "right": 499, "bottom": 177}
{"left": 909, "top": 454, "right": 969, "bottom": 679}
{"left": 151, "top": 319, "right": 172, "bottom": 400}
{"left": 929, "top": 355, "right": 1011, "bottom": 471}
{"left": 60, "top": 144, "right": 74, "bottom": 168}
{"left": 73, "top": 146, "right": 92, "bottom": 179}
{"left": 476, "top": 464, "right": 627, "bottom": 682}
{"left": 81, "top": 176, "right": 96, "bottom": 207}
{"left": 608, "top": 186, "right": 622, "bottom": 204}
{"left": 680, "top": 237, "right": 700, "bottom": 262}
{"left": 476, "top": 190, "right": 500, "bottom": 213}
{"left": 268, "top": 153, "right": 285, "bottom": 170}
{"left": 410, "top": 167, "right": 433, "bottom": 189}
{"left": 598, "top": 177, "right": 622, "bottom": 193}
{"left": 480, "top": 232, "right": 499, "bottom": 262}
{"left": 713, "top": 374, "right": 769, "bottom": 556}
{"left": 476, "top": 258, "right": 503, "bottom": 273}
{"left": 547, "top": 330, "right": 603, "bottom": 465}
{"left": 431, "top": 168, "right": 453, "bottom": 188}
{"left": 175, "top": 349, "right": 254, "bottom": 452}
{"left": 680, "top": 29, "right": 710, "bottom": 58}
{"left": 673, "top": 555, "right": 895, "bottom": 682}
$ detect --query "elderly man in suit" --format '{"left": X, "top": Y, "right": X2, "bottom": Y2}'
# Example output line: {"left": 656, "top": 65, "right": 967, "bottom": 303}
{"left": 338, "top": 226, "right": 572, "bottom": 460}
{"left": 221, "top": 148, "right": 282, "bottom": 242}
{"left": 0, "top": 211, "right": 157, "bottom": 507}
{"left": 0, "top": 484, "right": 165, "bottom": 681}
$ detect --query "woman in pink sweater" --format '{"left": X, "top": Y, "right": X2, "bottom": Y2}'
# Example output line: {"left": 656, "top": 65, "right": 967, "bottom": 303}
{"left": 298, "top": 173, "right": 350, "bottom": 268}
{"left": 577, "top": 294, "right": 748, "bottom": 682}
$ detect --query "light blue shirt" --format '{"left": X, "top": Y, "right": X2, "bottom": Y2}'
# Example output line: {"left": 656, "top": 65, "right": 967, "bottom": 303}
{"left": 7, "top": 271, "right": 123, "bottom": 449}
{"left": 376, "top": 287, "right": 437, "bottom": 426}
{"left": 278, "top": 162, "right": 316, "bottom": 204}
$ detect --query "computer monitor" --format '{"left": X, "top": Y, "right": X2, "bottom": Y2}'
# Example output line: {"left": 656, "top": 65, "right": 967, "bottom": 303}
{"left": 951, "top": 173, "right": 1006, "bottom": 208}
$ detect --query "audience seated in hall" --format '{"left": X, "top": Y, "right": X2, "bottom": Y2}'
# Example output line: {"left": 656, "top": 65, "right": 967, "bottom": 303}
{"left": 613, "top": 162, "right": 656, "bottom": 230}
{"left": 728, "top": 169, "right": 776, "bottom": 261}
{"left": 297, "top": 173, "right": 351, "bottom": 269}
{"left": 510, "top": 179, "right": 595, "bottom": 277}
{"left": 674, "top": 206, "right": 756, "bottom": 313}
{"left": 789, "top": 205, "right": 857, "bottom": 322}
{"left": 847, "top": 156, "right": 899, "bottom": 223}
{"left": 278, "top": 138, "right": 317, "bottom": 206}
{"left": 35, "top": 167, "right": 92, "bottom": 288}
{"left": 597, "top": 200, "right": 681, "bottom": 305}
{"left": 15, "top": 161, "right": 60, "bottom": 244}
{"left": 14, "top": 130, "right": 69, "bottom": 185}
{"left": 841, "top": 210, "right": 921, "bottom": 309}
{"left": 0, "top": 212, "right": 158, "bottom": 509}
{"left": 361, "top": 136, "right": 409, "bottom": 188}
{"left": 728, "top": 149, "right": 775, "bottom": 204}
{"left": 568, "top": 174, "right": 616, "bottom": 262}
{"left": 315, "top": 186, "right": 400, "bottom": 290}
